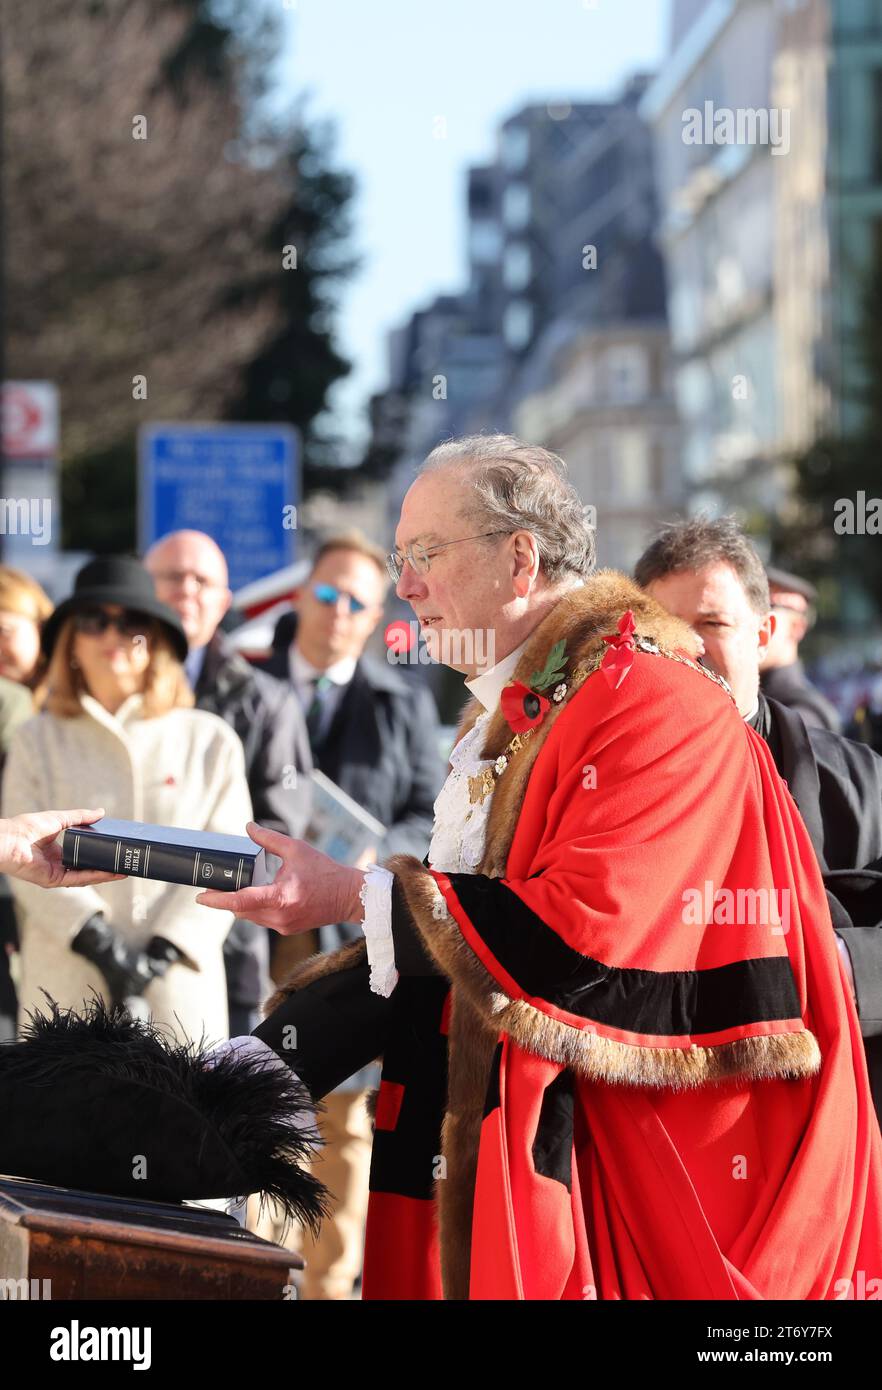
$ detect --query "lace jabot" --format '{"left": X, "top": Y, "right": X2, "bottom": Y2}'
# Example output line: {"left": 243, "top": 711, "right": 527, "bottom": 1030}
{"left": 428, "top": 710, "right": 497, "bottom": 873}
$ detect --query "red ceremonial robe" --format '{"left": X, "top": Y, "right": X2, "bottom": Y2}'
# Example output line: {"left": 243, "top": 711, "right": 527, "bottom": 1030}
{"left": 461, "top": 720, "right": 881, "bottom": 1298}
{"left": 266, "top": 576, "right": 882, "bottom": 1298}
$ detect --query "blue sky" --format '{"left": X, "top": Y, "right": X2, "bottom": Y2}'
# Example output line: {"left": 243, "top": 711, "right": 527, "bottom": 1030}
{"left": 274, "top": 0, "right": 670, "bottom": 461}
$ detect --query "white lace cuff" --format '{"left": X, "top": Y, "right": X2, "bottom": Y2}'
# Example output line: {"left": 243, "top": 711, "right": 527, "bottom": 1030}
{"left": 358, "top": 863, "right": 399, "bottom": 998}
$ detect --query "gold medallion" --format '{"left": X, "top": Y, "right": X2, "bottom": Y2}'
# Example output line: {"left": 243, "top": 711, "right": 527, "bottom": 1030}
{"left": 468, "top": 768, "right": 495, "bottom": 805}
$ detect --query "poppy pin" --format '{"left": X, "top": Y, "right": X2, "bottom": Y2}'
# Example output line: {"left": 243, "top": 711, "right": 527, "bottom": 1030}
{"left": 501, "top": 638, "right": 568, "bottom": 734}
{"left": 501, "top": 680, "right": 550, "bottom": 733}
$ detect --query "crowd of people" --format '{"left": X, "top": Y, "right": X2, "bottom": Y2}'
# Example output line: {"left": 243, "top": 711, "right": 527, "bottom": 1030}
{"left": 0, "top": 526, "right": 444, "bottom": 1299}
{"left": 0, "top": 464, "right": 880, "bottom": 1297}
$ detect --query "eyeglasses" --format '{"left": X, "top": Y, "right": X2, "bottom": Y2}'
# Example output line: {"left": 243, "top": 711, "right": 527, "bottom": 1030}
{"left": 312, "top": 583, "right": 368, "bottom": 615}
{"left": 74, "top": 607, "right": 149, "bottom": 640}
{"left": 150, "top": 569, "right": 223, "bottom": 593}
{"left": 386, "top": 530, "right": 511, "bottom": 583}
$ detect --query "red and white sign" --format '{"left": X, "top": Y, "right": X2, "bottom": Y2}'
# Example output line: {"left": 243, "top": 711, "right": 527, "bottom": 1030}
{"left": 1, "top": 381, "right": 60, "bottom": 458}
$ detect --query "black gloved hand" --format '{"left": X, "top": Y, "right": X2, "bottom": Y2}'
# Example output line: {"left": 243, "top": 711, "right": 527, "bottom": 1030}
{"left": 143, "top": 935, "right": 188, "bottom": 979}
{"left": 71, "top": 915, "right": 172, "bottom": 1008}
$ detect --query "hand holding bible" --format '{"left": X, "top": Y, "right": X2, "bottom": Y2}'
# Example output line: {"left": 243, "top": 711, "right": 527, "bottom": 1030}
{"left": 0, "top": 808, "right": 126, "bottom": 889}
{"left": 195, "top": 820, "right": 366, "bottom": 935}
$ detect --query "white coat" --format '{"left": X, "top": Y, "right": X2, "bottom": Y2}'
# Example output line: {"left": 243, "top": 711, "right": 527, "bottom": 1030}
{"left": 1, "top": 692, "right": 253, "bottom": 1045}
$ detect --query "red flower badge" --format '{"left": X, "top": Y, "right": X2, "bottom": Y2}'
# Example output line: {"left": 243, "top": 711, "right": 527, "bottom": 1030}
{"left": 501, "top": 680, "right": 550, "bottom": 734}
{"left": 500, "top": 639, "right": 569, "bottom": 736}
{"left": 600, "top": 609, "right": 637, "bottom": 689}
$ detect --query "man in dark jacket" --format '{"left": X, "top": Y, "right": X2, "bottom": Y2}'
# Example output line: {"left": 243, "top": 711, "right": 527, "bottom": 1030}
{"left": 252, "top": 527, "right": 444, "bottom": 1298}
{"left": 256, "top": 532, "right": 443, "bottom": 894}
{"left": 636, "top": 516, "right": 882, "bottom": 1125}
{"left": 761, "top": 566, "right": 842, "bottom": 733}
{"left": 145, "top": 532, "right": 313, "bottom": 1035}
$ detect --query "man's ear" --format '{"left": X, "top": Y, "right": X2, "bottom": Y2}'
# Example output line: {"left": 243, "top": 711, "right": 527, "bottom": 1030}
{"left": 511, "top": 530, "right": 539, "bottom": 598}
{"left": 758, "top": 611, "right": 775, "bottom": 661}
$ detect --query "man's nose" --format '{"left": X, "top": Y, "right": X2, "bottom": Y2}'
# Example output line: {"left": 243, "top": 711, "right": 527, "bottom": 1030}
{"left": 396, "top": 560, "right": 426, "bottom": 603}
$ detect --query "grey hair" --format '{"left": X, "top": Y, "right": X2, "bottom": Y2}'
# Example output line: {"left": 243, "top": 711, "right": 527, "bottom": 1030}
{"left": 419, "top": 433, "right": 595, "bottom": 583}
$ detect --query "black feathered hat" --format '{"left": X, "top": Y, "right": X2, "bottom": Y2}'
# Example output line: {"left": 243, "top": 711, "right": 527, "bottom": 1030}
{"left": 0, "top": 996, "right": 329, "bottom": 1232}
{"left": 41, "top": 556, "right": 188, "bottom": 664}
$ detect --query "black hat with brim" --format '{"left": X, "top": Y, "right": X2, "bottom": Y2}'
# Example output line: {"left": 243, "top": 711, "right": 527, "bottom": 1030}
{"left": 41, "top": 555, "right": 188, "bottom": 664}
{"left": 765, "top": 566, "right": 818, "bottom": 605}
{"left": 0, "top": 996, "right": 329, "bottom": 1230}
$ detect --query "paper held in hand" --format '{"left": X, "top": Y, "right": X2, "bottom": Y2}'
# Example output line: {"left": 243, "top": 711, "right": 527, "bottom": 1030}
{"left": 303, "top": 769, "right": 386, "bottom": 866}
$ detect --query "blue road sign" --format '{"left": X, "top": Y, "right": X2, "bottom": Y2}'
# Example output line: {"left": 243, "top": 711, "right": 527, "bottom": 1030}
{"left": 138, "top": 424, "right": 299, "bottom": 592}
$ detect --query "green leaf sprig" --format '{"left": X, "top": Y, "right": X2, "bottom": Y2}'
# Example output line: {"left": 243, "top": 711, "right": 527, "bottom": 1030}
{"left": 529, "top": 638, "right": 568, "bottom": 693}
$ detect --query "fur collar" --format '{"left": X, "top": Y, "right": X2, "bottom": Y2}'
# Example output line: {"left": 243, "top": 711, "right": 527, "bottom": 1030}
{"left": 454, "top": 569, "right": 702, "bottom": 753}
{"left": 451, "top": 569, "right": 707, "bottom": 877}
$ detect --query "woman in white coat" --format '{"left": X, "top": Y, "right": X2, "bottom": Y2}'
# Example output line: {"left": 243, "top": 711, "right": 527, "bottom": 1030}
{"left": 1, "top": 556, "right": 252, "bottom": 1046}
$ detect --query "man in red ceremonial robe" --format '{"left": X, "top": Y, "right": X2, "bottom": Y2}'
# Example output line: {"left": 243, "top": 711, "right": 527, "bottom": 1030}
{"left": 200, "top": 434, "right": 882, "bottom": 1300}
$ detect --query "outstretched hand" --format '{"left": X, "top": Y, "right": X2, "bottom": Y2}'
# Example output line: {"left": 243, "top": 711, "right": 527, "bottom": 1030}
{"left": 0, "top": 809, "right": 126, "bottom": 889}
{"left": 196, "top": 821, "right": 367, "bottom": 935}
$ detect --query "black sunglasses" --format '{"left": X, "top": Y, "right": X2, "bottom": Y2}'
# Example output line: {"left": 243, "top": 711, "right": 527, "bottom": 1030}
{"left": 73, "top": 607, "right": 149, "bottom": 640}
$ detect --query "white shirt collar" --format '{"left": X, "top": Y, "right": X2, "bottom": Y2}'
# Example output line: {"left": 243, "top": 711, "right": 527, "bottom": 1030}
{"left": 743, "top": 698, "right": 759, "bottom": 723}
{"left": 289, "top": 642, "right": 357, "bottom": 689}
{"left": 464, "top": 636, "right": 531, "bottom": 713}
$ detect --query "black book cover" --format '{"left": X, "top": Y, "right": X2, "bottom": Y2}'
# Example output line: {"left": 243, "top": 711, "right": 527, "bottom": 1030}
{"left": 62, "top": 818, "right": 269, "bottom": 892}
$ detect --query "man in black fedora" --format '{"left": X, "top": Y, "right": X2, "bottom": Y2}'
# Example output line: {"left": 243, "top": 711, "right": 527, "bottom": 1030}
{"left": 762, "top": 565, "right": 841, "bottom": 733}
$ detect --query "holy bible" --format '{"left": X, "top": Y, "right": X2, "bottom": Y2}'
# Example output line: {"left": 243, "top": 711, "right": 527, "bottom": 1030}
{"left": 62, "top": 818, "right": 270, "bottom": 893}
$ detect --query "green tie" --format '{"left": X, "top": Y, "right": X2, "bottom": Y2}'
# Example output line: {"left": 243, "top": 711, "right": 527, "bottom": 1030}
{"left": 306, "top": 675, "right": 333, "bottom": 743}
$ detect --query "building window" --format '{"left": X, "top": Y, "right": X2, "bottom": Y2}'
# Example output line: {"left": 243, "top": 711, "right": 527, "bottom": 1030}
{"left": 470, "top": 218, "right": 502, "bottom": 263}
{"left": 503, "top": 301, "right": 533, "bottom": 350}
{"left": 605, "top": 346, "right": 649, "bottom": 404}
{"left": 614, "top": 432, "right": 650, "bottom": 500}
{"left": 650, "top": 441, "right": 665, "bottom": 495}
{"left": 503, "top": 243, "right": 531, "bottom": 290}
{"left": 501, "top": 125, "right": 530, "bottom": 171}
{"left": 502, "top": 183, "right": 531, "bottom": 230}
